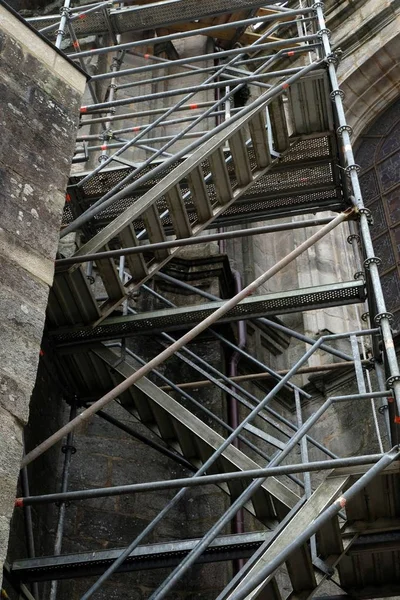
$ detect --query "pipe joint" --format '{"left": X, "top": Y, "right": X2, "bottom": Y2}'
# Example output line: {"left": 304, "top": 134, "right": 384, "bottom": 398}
{"left": 325, "top": 52, "right": 339, "bottom": 65}
{"left": 312, "top": 2, "right": 324, "bottom": 9}
{"left": 364, "top": 256, "right": 382, "bottom": 269}
{"left": 61, "top": 444, "right": 77, "bottom": 455}
{"left": 338, "top": 124, "right": 353, "bottom": 136}
{"left": 358, "top": 206, "right": 374, "bottom": 224}
{"left": 345, "top": 163, "right": 361, "bottom": 175}
{"left": 375, "top": 312, "right": 394, "bottom": 324}
{"left": 102, "top": 129, "right": 114, "bottom": 140}
{"left": 361, "top": 312, "right": 369, "bottom": 322}
{"left": 317, "top": 28, "right": 331, "bottom": 38}
{"left": 387, "top": 374, "right": 400, "bottom": 388}
{"left": 347, "top": 233, "right": 360, "bottom": 245}
{"left": 330, "top": 88, "right": 345, "bottom": 101}
{"left": 354, "top": 271, "right": 365, "bottom": 280}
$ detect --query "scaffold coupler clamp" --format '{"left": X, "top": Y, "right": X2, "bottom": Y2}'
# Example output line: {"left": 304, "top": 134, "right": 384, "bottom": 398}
{"left": 347, "top": 233, "right": 360, "bottom": 246}
{"left": 357, "top": 206, "right": 374, "bottom": 225}
{"left": 363, "top": 256, "right": 381, "bottom": 269}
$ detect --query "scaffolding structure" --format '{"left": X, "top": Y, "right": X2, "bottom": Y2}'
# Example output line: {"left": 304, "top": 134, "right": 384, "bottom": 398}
{"left": 7, "top": 1, "right": 400, "bottom": 599}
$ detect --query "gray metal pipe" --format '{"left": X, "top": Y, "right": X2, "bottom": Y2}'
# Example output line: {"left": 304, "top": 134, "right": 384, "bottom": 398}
{"left": 79, "top": 100, "right": 217, "bottom": 124}
{"left": 83, "top": 67, "right": 303, "bottom": 113}
{"left": 20, "top": 446, "right": 40, "bottom": 600}
{"left": 86, "top": 55, "right": 308, "bottom": 89}
{"left": 49, "top": 403, "right": 76, "bottom": 600}
{"left": 76, "top": 110, "right": 236, "bottom": 140}
{"left": 17, "top": 453, "right": 389, "bottom": 506}
{"left": 56, "top": 218, "right": 335, "bottom": 266}
{"left": 115, "top": 63, "right": 271, "bottom": 92}
{"left": 55, "top": 0, "right": 71, "bottom": 49}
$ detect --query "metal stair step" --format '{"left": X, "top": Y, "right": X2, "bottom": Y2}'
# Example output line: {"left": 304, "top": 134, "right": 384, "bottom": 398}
{"left": 208, "top": 147, "right": 233, "bottom": 205}
{"left": 288, "top": 71, "right": 333, "bottom": 136}
{"left": 269, "top": 96, "right": 290, "bottom": 153}
{"left": 186, "top": 166, "right": 214, "bottom": 222}
{"left": 49, "top": 281, "right": 366, "bottom": 346}
{"left": 47, "top": 268, "right": 100, "bottom": 328}
{"left": 94, "top": 250, "right": 127, "bottom": 324}
{"left": 142, "top": 205, "right": 170, "bottom": 261}
{"left": 249, "top": 110, "right": 271, "bottom": 169}
{"left": 63, "top": 82, "right": 293, "bottom": 311}
{"left": 119, "top": 224, "right": 149, "bottom": 281}
{"left": 164, "top": 185, "right": 192, "bottom": 238}
{"left": 229, "top": 129, "right": 254, "bottom": 186}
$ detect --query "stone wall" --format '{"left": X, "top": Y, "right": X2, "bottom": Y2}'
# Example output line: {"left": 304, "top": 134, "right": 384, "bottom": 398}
{"left": 0, "top": 3, "right": 86, "bottom": 586}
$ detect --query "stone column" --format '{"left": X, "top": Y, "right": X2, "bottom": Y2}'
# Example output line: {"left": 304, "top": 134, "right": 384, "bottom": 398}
{"left": 0, "top": 4, "right": 86, "bottom": 583}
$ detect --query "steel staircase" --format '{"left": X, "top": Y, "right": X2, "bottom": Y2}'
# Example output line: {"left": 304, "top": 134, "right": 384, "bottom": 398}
{"left": 53, "top": 69, "right": 340, "bottom": 326}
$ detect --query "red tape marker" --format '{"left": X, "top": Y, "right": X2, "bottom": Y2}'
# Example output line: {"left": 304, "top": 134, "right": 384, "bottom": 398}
{"left": 80, "top": 106, "right": 87, "bottom": 113}
{"left": 189, "top": 103, "right": 198, "bottom": 110}
{"left": 15, "top": 498, "right": 24, "bottom": 508}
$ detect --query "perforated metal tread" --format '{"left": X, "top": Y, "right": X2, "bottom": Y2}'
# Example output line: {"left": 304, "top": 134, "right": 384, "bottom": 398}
{"left": 111, "top": 1, "right": 285, "bottom": 33}
{"left": 11, "top": 532, "right": 270, "bottom": 582}
{"left": 28, "top": 1, "right": 285, "bottom": 39}
{"left": 49, "top": 281, "right": 366, "bottom": 346}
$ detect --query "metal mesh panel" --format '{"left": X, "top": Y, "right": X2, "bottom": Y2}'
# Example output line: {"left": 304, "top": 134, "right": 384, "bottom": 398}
{"left": 51, "top": 282, "right": 366, "bottom": 345}
{"left": 28, "top": 11, "right": 109, "bottom": 38}
{"left": 111, "top": 0, "right": 285, "bottom": 33}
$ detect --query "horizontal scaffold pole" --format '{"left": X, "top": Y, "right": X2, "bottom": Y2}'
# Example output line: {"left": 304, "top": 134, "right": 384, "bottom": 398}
{"left": 56, "top": 217, "right": 335, "bottom": 266}
{"left": 16, "top": 453, "right": 390, "bottom": 506}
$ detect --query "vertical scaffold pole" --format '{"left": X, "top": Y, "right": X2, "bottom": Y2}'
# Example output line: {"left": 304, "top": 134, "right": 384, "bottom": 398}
{"left": 55, "top": 0, "right": 71, "bottom": 49}
{"left": 314, "top": 1, "right": 400, "bottom": 417}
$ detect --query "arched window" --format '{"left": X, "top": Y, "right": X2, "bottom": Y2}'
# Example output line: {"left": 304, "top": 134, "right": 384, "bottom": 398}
{"left": 356, "top": 98, "right": 400, "bottom": 329}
